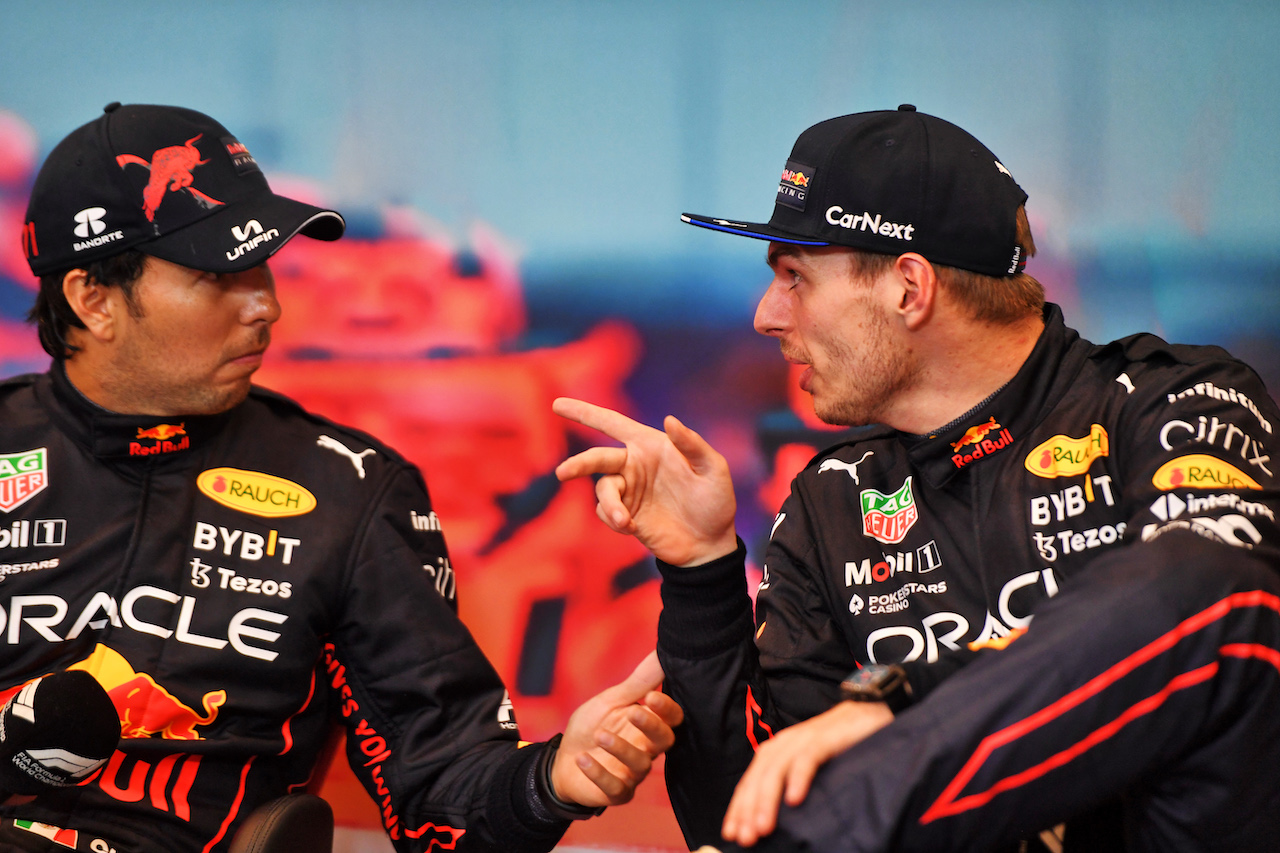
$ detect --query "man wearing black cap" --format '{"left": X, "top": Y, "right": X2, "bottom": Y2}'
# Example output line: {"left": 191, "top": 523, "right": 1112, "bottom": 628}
{"left": 1, "top": 103, "right": 682, "bottom": 853}
{"left": 554, "top": 106, "right": 1280, "bottom": 852}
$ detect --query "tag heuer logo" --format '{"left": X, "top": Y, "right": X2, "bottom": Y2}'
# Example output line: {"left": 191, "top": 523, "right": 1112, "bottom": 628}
{"left": 860, "top": 476, "right": 918, "bottom": 545}
{"left": 0, "top": 448, "right": 49, "bottom": 513}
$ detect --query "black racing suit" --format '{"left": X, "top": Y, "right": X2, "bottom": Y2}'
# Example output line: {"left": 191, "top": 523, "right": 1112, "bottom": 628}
{"left": 0, "top": 363, "right": 575, "bottom": 853}
{"left": 657, "top": 304, "right": 1280, "bottom": 851}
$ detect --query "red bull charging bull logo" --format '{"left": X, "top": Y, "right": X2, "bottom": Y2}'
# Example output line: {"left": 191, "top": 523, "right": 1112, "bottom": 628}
{"left": 116, "top": 134, "right": 225, "bottom": 222}
{"left": 950, "top": 417, "right": 1014, "bottom": 469}
{"left": 131, "top": 423, "right": 189, "bottom": 456}
{"left": 68, "top": 644, "right": 225, "bottom": 740}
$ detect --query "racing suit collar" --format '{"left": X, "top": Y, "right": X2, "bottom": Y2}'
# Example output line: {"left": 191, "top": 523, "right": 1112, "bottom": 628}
{"left": 41, "top": 361, "right": 233, "bottom": 462}
{"left": 906, "top": 304, "right": 1091, "bottom": 489}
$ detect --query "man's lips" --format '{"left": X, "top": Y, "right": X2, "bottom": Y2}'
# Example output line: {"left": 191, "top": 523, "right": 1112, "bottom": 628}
{"left": 781, "top": 350, "right": 814, "bottom": 393}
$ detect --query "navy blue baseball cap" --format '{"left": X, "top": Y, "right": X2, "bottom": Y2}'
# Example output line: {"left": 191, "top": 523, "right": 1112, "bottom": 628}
{"left": 682, "top": 105, "right": 1029, "bottom": 277}
{"left": 22, "top": 102, "right": 344, "bottom": 277}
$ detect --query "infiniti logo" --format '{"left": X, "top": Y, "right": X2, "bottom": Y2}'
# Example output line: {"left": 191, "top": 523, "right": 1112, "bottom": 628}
{"left": 73, "top": 208, "right": 107, "bottom": 238}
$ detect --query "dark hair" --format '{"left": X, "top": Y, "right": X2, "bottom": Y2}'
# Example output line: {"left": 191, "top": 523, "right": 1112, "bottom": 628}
{"left": 27, "top": 250, "right": 149, "bottom": 359}
{"left": 934, "top": 206, "right": 1044, "bottom": 324}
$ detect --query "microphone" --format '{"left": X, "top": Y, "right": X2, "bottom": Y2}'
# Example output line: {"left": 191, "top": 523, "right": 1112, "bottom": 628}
{"left": 0, "top": 670, "right": 120, "bottom": 794}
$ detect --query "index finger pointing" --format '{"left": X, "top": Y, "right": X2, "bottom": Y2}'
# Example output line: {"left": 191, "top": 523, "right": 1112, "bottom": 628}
{"left": 553, "top": 397, "right": 653, "bottom": 444}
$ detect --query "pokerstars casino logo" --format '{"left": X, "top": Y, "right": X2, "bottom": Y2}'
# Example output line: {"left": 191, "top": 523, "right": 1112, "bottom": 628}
{"left": 860, "top": 476, "right": 919, "bottom": 545}
{"left": 0, "top": 448, "right": 48, "bottom": 513}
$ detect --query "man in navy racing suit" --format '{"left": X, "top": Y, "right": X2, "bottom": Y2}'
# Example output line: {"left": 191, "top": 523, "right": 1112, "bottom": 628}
{"left": 0, "top": 103, "right": 682, "bottom": 853}
{"left": 553, "top": 106, "right": 1280, "bottom": 852}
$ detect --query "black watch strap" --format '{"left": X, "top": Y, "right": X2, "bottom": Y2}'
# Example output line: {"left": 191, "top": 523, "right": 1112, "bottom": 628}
{"left": 841, "top": 664, "right": 915, "bottom": 715}
{"left": 534, "top": 733, "right": 607, "bottom": 820}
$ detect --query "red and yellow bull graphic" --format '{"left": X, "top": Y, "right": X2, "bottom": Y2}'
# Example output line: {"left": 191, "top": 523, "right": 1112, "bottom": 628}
{"left": 0, "top": 447, "right": 47, "bottom": 513}
{"left": 68, "top": 644, "right": 224, "bottom": 740}
{"left": 116, "top": 134, "right": 225, "bottom": 222}
{"left": 131, "top": 423, "right": 189, "bottom": 456}
{"left": 1152, "top": 454, "right": 1262, "bottom": 491}
{"left": 1024, "top": 424, "right": 1109, "bottom": 479}
{"left": 951, "top": 418, "right": 1014, "bottom": 469}
{"left": 197, "top": 467, "right": 317, "bottom": 518}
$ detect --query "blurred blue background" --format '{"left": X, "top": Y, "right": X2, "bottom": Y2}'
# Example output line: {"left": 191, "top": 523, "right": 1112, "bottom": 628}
{"left": 1, "top": 2, "right": 1277, "bottom": 849}
{"left": 4, "top": 1, "right": 1278, "bottom": 351}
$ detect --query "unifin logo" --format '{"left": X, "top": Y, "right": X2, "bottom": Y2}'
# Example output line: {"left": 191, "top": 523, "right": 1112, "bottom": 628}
{"left": 226, "top": 220, "right": 280, "bottom": 261}
{"left": 231, "top": 220, "right": 264, "bottom": 241}
{"left": 825, "top": 207, "right": 914, "bottom": 241}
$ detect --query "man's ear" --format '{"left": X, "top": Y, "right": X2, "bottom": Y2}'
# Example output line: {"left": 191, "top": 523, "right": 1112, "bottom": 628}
{"left": 892, "top": 253, "right": 937, "bottom": 331}
{"left": 61, "top": 269, "right": 119, "bottom": 343}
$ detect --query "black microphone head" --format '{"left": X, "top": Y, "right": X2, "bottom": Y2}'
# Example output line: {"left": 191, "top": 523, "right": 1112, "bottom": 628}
{"left": 0, "top": 670, "right": 121, "bottom": 794}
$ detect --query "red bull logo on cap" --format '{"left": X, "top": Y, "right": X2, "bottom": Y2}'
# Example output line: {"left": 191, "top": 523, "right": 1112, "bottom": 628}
{"left": 68, "top": 644, "right": 225, "bottom": 740}
{"left": 777, "top": 158, "right": 816, "bottom": 212}
{"left": 116, "top": 134, "right": 225, "bottom": 222}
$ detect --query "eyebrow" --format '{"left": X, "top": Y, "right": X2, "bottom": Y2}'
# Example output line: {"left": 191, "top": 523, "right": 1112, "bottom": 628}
{"left": 766, "top": 244, "right": 803, "bottom": 269}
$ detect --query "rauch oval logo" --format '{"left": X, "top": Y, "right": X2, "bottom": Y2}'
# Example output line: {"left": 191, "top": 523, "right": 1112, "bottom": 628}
{"left": 197, "top": 468, "right": 316, "bottom": 518}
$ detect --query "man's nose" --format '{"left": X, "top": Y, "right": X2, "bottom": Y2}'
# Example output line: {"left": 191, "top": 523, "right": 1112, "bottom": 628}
{"left": 753, "top": 278, "right": 789, "bottom": 337}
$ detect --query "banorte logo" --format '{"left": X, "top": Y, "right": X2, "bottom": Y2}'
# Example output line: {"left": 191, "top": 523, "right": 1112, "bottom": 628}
{"left": 197, "top": 467, "right": 317, "bottom": 518}
{"left": 116, "top": 134, "right": 225, "bottom": 222}
{"left": 0, "top": 645, "right": 224, "bottom": 740}
{"left": 1025, "top": 425, "right": 1109, "bottom": 479}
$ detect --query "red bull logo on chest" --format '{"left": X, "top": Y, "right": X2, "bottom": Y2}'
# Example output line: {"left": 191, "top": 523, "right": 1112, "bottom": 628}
{"left": 860, "top": 476, "right": 919, "bottom": 545}
{"left": 130, "top": 423, "right": 189, "bottom": 456}
{"left": 950, "top": 417, "right": 1014, "bottom": 469}
{"left": 0, "top": 448, "right": 48, "bottom": 513}
{"left": 68, "top": 644, "right": 225, "bottom": 740}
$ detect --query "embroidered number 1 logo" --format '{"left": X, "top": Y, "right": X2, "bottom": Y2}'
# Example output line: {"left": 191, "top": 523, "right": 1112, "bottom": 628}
{"left": 860, "top": 476, "right": 918, "bottom": 545}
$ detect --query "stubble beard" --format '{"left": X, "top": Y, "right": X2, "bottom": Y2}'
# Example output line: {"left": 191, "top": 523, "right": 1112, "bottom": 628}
{"left": 809, "top": 301, "right": 917, "bottom": 428}
{"left": 104, "top": 327, "right": 268, "bottom": 416}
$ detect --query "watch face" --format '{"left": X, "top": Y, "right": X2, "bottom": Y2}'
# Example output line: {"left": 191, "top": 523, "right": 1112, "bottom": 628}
{"left": 846, "top": 664, "right": 891, "bottom": 692}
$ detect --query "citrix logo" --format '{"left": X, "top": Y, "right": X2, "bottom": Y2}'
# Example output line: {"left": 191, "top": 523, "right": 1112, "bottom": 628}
{"left": 73, "top": 207, "right": 107, "bottom": 238}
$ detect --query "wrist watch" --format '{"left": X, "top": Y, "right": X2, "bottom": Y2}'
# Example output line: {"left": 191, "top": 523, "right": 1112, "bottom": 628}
{"left": 535, "top": 733, "right": 607, "bottom": 821}
{"left": 840, "top": 663, "right": 914, "bottom": 714}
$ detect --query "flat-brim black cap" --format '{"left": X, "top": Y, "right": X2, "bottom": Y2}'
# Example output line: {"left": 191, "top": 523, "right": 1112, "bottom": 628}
{"left": 23, "top": 103, "right": 344, "bottom": 277}
{"left": 683, "top": 105, "right": 1029, "bottom": 278}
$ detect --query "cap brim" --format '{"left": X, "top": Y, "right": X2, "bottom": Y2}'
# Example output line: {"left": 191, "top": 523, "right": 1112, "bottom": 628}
{"left": 142, "top": 192, "right": 345, "bottom": 273}
{"left": 680, "top": 213, "right": 829, "bottom": 246}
